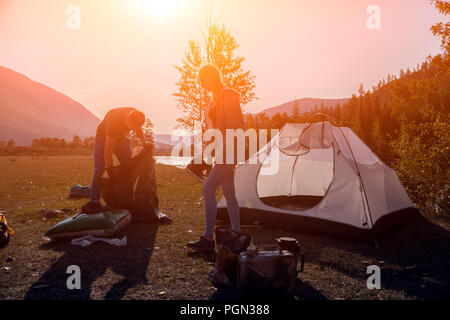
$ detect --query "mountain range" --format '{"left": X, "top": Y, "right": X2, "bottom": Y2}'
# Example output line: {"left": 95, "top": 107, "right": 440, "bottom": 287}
{"left": 0, "top": 67, "right": 350, "bottom": 146}
{"left": 260, "top": 97, "right": 349, "bottom": 117}
{"left": 0, "top": 66, "right": 100, "bottom": 146}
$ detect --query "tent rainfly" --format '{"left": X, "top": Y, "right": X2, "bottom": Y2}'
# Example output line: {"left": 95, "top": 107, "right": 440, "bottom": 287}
{"left": 217, "top": 122, "right": 419, "bottom": 238}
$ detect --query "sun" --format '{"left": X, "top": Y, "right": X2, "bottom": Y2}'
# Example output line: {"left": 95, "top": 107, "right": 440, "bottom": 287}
{"left": 134, "top": 0, "right": 185, "bottom": 20}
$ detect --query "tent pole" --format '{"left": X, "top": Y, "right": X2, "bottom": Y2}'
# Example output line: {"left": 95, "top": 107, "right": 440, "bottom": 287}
{"left": 337, "top": 127, "right": 375, "bottom": 234}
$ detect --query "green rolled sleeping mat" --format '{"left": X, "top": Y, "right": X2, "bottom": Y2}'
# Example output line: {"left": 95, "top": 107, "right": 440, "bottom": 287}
{"left": 44, "top": 209, "right": 131, "bottom": 240}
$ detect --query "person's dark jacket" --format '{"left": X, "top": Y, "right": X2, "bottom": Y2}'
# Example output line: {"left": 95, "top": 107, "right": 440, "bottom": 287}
{"left": 207, "top": 87, "right": 245, "bottom": 165}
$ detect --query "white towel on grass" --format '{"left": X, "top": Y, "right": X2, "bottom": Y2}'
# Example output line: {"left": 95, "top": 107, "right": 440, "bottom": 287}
{"left": 71, "top": 235, "right": 127, "bottom": 247}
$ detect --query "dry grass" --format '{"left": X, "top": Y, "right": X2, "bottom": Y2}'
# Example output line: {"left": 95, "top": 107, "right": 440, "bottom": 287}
{"left": 0, "top": 156, "right": 449, "bottom": 300}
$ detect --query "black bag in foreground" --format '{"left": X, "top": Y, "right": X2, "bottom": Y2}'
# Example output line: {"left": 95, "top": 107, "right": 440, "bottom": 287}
{"left": 210, "top": 227, "right": 252, "bottom": 287}
{"left": 103, "top": 145, "right": 172, "bottom": 223}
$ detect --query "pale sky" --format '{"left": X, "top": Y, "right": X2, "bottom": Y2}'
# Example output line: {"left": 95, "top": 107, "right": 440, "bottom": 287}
{"left": 0, "top": 0, "right": 445, "bottom": 134}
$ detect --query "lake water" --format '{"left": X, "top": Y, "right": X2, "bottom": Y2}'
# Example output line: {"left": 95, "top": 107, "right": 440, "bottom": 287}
{"left": 155, "top": 156, "right": 191, "bottom": 168}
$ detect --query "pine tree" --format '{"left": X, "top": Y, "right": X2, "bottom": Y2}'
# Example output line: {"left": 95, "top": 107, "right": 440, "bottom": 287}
{"left": 71, "top": 135, "right": 82, "bottom": 148}
{"left": 292, "top": 99, "right": 300, "bottom": 121}
{"left": 244, "top": 113, "right": 255, "bottom": 130}
{"left": 7, "top": 139, "right": 15, "bottom": 148}
{"left": 358, "top": 83, "right": 365, "bottom": 96}
{"left": 334, "top": 103, "right": 341, "bottom": 124}
{"left": 371, "top": 116, "right": 385, "bottom": 157}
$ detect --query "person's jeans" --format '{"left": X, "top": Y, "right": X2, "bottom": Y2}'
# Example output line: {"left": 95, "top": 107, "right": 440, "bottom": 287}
{"left": 202, "top": 164, "right": 240, "bottom": 237}
{"left": 90, "top": 135, "right": 132, "bottom": 203}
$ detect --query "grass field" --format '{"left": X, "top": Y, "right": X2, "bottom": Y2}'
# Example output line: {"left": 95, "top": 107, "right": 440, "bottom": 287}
{"left": 0, "top": 156, "right": 449, "bottom": 300}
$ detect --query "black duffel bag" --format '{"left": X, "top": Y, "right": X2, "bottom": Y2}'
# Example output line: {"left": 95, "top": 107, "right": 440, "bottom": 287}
{"left": 103, "top": 145, "right": 171, "bottom": 224}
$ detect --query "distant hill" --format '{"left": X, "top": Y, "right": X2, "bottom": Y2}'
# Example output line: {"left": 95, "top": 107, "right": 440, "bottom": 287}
{"left": 260, "top": 97, "right": 349, "bottom": 117}
{"left": 153, "top": 134, "right": 193, "bottom": 156}
{"left": 153, "top": 134, "right": 183, "bottom": 147}
{"left": 0, "top": 66, "right": 100, "bottom": 145}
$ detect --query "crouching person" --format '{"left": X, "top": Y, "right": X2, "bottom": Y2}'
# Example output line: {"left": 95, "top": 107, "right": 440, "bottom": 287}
{"left": 82, "top": 107, "right": 146, "bottom": 214}
{"left": 187, "top": 64, "right": 244, "bottom": 252}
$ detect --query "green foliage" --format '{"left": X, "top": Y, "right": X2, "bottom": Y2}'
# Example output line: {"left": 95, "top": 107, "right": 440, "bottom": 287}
{"left": 174, "top": 22, "right": 256, "bottom": 133}
{"left": 31, "top": 136, "right": 95, "bottom": 149}
{"left": 431, "top": 0, "right": 450, "bottom": 51}
{"left": 71, "top": 135, "right": 82, "bottom": 148}
{"left": 244, "top": 2, "right": 449, "bottom": 217}
{"left": 82, "top": 137, "right": 94, "bottom": 149}
{"left": 292, "top": 99, "right": 300, "bottom": 121}
{"left": 130, "top": 118, "right": 154, "bottom": 147}
{"left": 392, "top": 117, "right": 449, "bottom": 216}
{"left": 173, "top": 40, "right": 204, "bottom": 133}
{"left": 31, "top": 138, "right": 67, "bottom": 149}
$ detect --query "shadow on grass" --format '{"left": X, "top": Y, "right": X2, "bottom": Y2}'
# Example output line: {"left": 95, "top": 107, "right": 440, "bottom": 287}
{"left": 239, "top": 215, "right": 450, "bottom": 300}
{"left": 24, "top": 223, "right": 158, "bottom": 300}
{"left": 210, "top": 279, "right": 327, "bottom": 300}
{"left": 187, "top": 250, "right": 326, "bottom": 300}
{"left": 194, "top": 227, "right": 327, "bottom": 300}
{"left": 319, "top": 216, "right": 450, "bottom": 299}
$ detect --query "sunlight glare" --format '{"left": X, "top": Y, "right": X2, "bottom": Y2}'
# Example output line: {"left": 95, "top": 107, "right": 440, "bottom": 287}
{"left": 134, "top": 0, "right": 185, "bottom": 20}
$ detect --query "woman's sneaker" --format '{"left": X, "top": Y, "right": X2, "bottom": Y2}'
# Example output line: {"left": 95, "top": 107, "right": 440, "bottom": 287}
{"left": 185, "top": 161, "right": 212, "bottom": 183}
{"left": 187, "top": 236, "right": 215, "bottom": 252}
{"left": 81, "top": 201, "right": 104, "bottom": 214}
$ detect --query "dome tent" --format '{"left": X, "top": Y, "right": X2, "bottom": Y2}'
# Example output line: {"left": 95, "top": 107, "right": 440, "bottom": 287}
{"left": 217, "top": 122, "right": 419, "bottom": 239}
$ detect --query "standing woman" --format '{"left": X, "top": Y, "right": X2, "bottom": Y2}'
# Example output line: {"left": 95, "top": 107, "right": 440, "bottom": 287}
{"left": 187, "top": 64, "right": 245, "bottom": 252}
{"left": 81, "top": 107, "right": 146, "bottom": 214}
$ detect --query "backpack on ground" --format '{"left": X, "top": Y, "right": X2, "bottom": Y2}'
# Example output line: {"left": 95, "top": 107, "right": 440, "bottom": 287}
{"left": 209, "top": 227, "right": 252, "bottom": 287}
{"left": 103, "top": 145, "right": 171, "bottom": 224}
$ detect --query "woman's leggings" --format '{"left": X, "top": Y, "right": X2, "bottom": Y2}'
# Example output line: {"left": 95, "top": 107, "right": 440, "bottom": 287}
{"left": 202, "top": 164, "right": 240, "bottom": 237}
